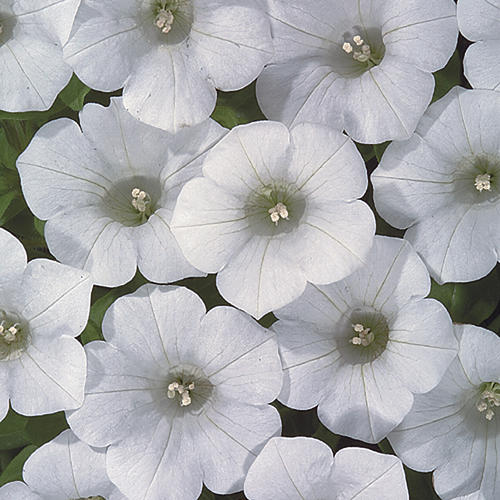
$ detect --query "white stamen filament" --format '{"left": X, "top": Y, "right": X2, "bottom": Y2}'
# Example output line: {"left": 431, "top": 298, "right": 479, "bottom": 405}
{"left": 167, "top": 380, "right": 195, "bottom": 407}
{"left": 155, "top": 8, "right": 175, "bottom": 34}
{"left": 474, "top": 173, "right": 491, "bottom": 192}
{"left": 350, "top": 323, "right": 374, "bottom": 347}
{"left": 476, "top": 382, "right": 500, "bottom": 421}
{"left": 131, "top": 188, "right": 151, "bottom": 214}
{"left": 342, "top": 34, "right": 372, "bottom": 63}
{"left": 268, "top": 202, "right": 289, "bottom": 225}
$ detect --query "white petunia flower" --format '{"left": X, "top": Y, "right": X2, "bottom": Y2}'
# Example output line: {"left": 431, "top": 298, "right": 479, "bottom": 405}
{"left": 389, "top": 325, "right": 500, "bottom": 500}
{"left": 458, "top": 0, "right": 500, "bottom": 91}
{"left": 273, "top": 236, "right": 457, "bottom": 444}
{"left": 67, "top": 284, "right": 283, "bottom": 500}
{"left": 0, "top": 229, "right": 91, "bottom": 420}
{"left": 244, "top": 436, "right": 409, "bottom": 500}
{"left": 171, "top": 120, "right": 375, "bottom": 319}
{"left": 63, "top": 0, "right": 273, "bottom": 132}
{"left": 0, "top": 429, "right": 126, "bottom": 500}
{"left": 372, "top": 87, "right": 500, "bottom": 284}
{"left": 255, "top": 0, "right": 458, "bottom": 144}
{"left": 0, "top": 0, "right": 79, "bottom": 112}
{"left": 17, "top": 97, "right": 227, "bottom": 287}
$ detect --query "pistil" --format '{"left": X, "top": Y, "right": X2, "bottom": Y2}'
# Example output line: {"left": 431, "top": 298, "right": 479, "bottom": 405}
{"left": 350, "top": 323, "right": 374, "bottom": 347}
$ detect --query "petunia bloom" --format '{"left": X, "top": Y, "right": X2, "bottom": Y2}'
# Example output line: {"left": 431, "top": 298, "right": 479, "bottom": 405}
{"left": 244, "top": 437, "right": 409, "bottom": 500}
{"left": 0, "top": 429, "right": 126, "bottom": 499}
{"left": 389, "top": 325, "right": 500, "bottom": 500}
{"left": 0, "top": 0, "right": 79, "bottom": 112}
{"left": 256, "top": 0, "right": 458, "bottom": 144}
{"left": 273, "top": 236, "right": 457, "bottom": 443}
{"left": 458, "top": 0, "right": 500, "bottom": 91}
{"left": 17, "top": 97, "right": 226, "bottom": 287}
{"left": 171, "top": 120, "right": 375, "bottom": 319}
{"left": 372, "top": 87, "right": 500, "bottom": 284}
{"left": 64, "top": 0, "right": 273, "bottom": 132}
{"left": 0, "top": 229, "right": 91, "bottom": 420}
{"left": 67, "top": 284, "right": 283, "bottom": 500}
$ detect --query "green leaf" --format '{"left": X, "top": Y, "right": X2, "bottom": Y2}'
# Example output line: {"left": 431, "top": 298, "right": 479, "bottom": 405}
{"left": 0, "top": 445, "right": 37, "bottom": 486}
{"left": 0, "top": 411, "right": 30, "bottom": 450}
{"left": 199, "top": 487, "right": 216, "bottom": 500}
{"left": 405, "top": 467, "right": 439, "bottom": 500}
{"left": 374, "top": 141, "right": 390, "bottom": 162}
{"left": 432, "top": 50, "right": 462, "bottom": 103}
{"left": 355, "top": 142, "right": 375, "bottom": 162}
{"left": 58, "top": 74, "right": 91, "bottom": 112}
{"left": 0, "top": 127, "right": 19, "bottom": 170}
{"left": 211, "top": 82, "right": 265, "bottom": 129}
{"left": 429, "top": 268, "right": 500, "bottom": 324}
{"left": 25, "top": 412, "right": 68, "bottom": 447}
{"left": 312, "top": 423, "right": 341, "bottom": 452}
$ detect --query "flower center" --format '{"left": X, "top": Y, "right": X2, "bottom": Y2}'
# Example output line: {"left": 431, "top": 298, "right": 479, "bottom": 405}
{"left": 167, "top": 380, "right": 195, "bottom": 407}
{"left": 131, "top": 188, "right": 153, "bottom": 221}
{"left": 350, "top": 323, "right": 374, "bottom": 347}
{"left": 0, "top": 310, "right": 29, "bottom": 361}
{"left": 474, "top": 173, "right": 491, "bottom": 192}
{"left": 341, "top": 31, "right": 384, "bottom": 69}
{"left": 476, "top": 382, "right": 500, "bottom": 421}
{"left": 268, "top": 202, "right": 289, "bottom": 225}
{"left": 153, "top": 0, "right": 181, "bottom": 34}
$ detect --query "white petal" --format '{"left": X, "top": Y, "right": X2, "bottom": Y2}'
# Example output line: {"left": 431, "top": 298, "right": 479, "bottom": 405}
{"left": 318, "top": 362, "right": 414, "bottom": 443}
{"left": 385, "top": 299, "right": 457, "bottom": 394}
{"left": 202, "top": 121, "right": 292, "bottom": 196}
{"left": 23, "top": 429, "right": 114, "bottom": 499}
{"left": 10, "top": 336, "right": 86, "bottom": 414}
{"left": 405, "top": 203, "right": 499, "bottom": 283}
{"left": 171, "top": 178, "right": 253, "bottom": 273}
{"left": 0, "top": 31, "right": 71, "bottom": 112}
{"left": 292, "top": 200, "right": 375, "bottom": 285}
{"left": 0, "top": 228, "right": 27, "bottom": 286}
{"left": 17, "top": 118, "right": 111, "bottom": 221}
{"left": 135, "top": 209, "right": 205, "bottom": 283}
{"left": 64, "top": 1, "right": 149, "bottom": 91}
{"left": 200, "top": 307, "right": 282, "bottom": 404}
{"left": 457, "top": 0, "right": 500, "bottom": 40}
{"left": 289, "top": 123, "right": 367, "bottom": 200}
{"left": 273, "top": 319, "right": 340, "bottom": 410}
{"left": 106, "top": 413, "right": 202, "bottom": 500}
{"left": 343, "top": 236, "right": 430, "bottom": 315}
{"left": 216, "top": 235, "right": 307, "bottom": 319}
{"left": 464, "top": 41, "right": 500, "bottom": 91}
{"left": 101, "top": 284, "right": 206, "bottom": 368}
{"left": 382, "top": 0, "right": 457, "bottom": 72}
{"left": 123, "top": 45, "right": 217, "bottom": 131}
{"left": 189, "top": 2, "right": 272, "bottom": 90}
{"left": 20, "top": 259, "right": 92, "bottom": 339}
{"left": 342, "top": 56, "right": 434, "bottom": 143}
{"left": 0, "top": 365, "right": 10, "bottom": 422}
{"left": 198, "top": 401, "right": 281, "bottom": 494}
{"left": 456, "top": 325, "right": 500, "bottom": 385}
{"left": 0, "top": 482, "right": 40, "bottom": 500}
{"left": 332, "top": 447, "right": 409, "bottom": 499}
{"left": 244, "top": 437, "right": 334, "bottom": 500}
{"left": 44, "top": 207, "right": 137, "bottom": 288}
{"left": 67, "top": 341, "right": 170, "bottom": 447}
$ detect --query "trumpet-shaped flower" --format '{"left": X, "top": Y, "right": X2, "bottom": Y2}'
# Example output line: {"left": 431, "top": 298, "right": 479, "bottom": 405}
{"left": 389, "top": 325, "right": 500, "bottom": 500}
{"left": 0, "top": 0, "right": 79, "bottom": 112}
{"left": 171, "top": 120, "right": 375, "bottom": 319}
{"left": 372, "top": 88, "right": 500, "bottom": 284}
{"left": 67, "top": 285, "right": 283, "bottom": 500}
{"left": 256, "top": 0, "right": 458, "bottom": 144}
{"left": 0, "top": 429, "right": 126, "bottom": 499}
{"left": 0, "top": 229, "right": 91, "bottom": 420}
{"left": 458, "top": 0, "right": 500, "bottom": 91}
{"left": 273, "top": 236, "right": 457, "bottom": 443}
{"left": 244, "top": 437, "right": 409, "bottom": 500}
{"left": 17, "top": 97, "right": 226, "bottom": 287}
{"left": 64, "top": 0, "right": 273, "bottom": 132}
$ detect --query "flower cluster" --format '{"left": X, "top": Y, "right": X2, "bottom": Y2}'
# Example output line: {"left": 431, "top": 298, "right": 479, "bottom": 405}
{"left": 0, "top": 1, "right": 498, "bottom": 500}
